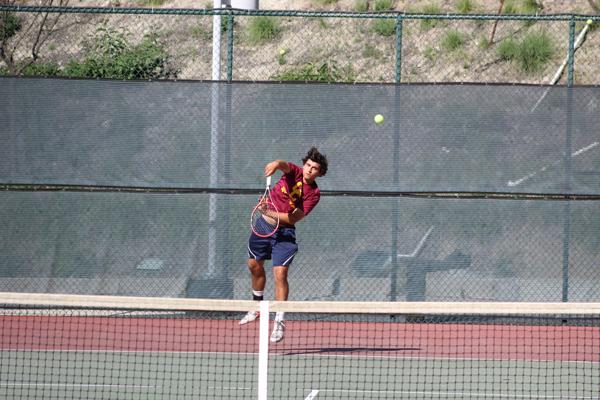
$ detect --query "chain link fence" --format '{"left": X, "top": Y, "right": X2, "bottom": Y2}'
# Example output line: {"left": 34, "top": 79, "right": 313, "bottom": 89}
{"left": 1, "top": 6, "right": 599, "bottom": 302}
{"left": 1, "top": 78, "right": 599, "bottom": 302}
{"left": 0, "top": 6, "right": 599, "bottom": 84}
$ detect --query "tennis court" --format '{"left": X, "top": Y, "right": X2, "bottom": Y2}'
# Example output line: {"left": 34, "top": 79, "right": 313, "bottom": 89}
{"left": 1, "top": 294, "right": 599, "bottom": 399}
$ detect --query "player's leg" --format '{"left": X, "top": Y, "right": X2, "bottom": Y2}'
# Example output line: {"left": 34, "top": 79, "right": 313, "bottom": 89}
{"left": 269, "top": 227, "right": 298, "bottom": 342}
{"left": 241, "top": 234, "right": 271, "bottom": 325}
{"left": 248, "top": 258, "right": 266, "bottom": 294}
{"left": 272, "top": 266, "right": 288, "bottom": 301}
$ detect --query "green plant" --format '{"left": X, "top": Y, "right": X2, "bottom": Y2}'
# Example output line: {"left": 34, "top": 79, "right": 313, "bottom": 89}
{"left": 372, "top": 19, "right": 396, "bottom": 36}
{"left": 478, "top": 35, "right": 491, "bottom": 49}
{"left": 0, "top": 12, "right": 22, "bottom": 41}
{"left": 497, "top": 36, "right": 519, "bottom": 60}
{"left": 141, "top": 0, "right": 166, "bottom": 6}
{"left": 22, "top": 61, "right": 61, "bottom": 76}
{"left": 354, "top": 0, "right": 369, "bottom": 12}
{"left": 424, "top": 45, "right": 437, "bottom": 61}
{"left": 373, "top": 0, "right": 394, "bottom": 11}
{"left": 441, "top": 30, "right": 464, "bottom": 51}
{"left": 248, "top": 16, "right": 281, "bottom": 44}
{"left": 497, "top": 31, "right": 554, "bottom": 73}
{"left": 277, "top": 48, "right": 288, "bottom": 65}
{"left": 275, "top": 60, "right": 355, "bottom": 82}
{"left": 456, "top": 0, "right": 475, "bottom": 13}
{"left": 64, "top": 24, "right": 178, "bottom": 80}
{"left": 313, "top": 0, "right": 338, "bottom": 5}
{"left": 362, "top": 44, "right": 381, "bottom": 58}
{"left": 521, "top": 0, "right": 543, "bottom": 14}
{"left": 421, "top": 5, "right": 441, "bottom": 30}
{"left": 516, "top": 31, "right": 553, "bottom": 72}
{"left": 502, "top": 1, "right": 518, "bottom": 14}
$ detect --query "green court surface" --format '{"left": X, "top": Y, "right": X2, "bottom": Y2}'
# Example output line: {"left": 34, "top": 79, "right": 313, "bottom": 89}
{"left": 1, "top": 350, "right": 598, "bottom": 399}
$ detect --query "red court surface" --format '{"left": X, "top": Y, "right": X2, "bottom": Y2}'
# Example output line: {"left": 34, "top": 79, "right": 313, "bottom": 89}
{"left": 2, "top": 316, "right": 599, "bottom": 363}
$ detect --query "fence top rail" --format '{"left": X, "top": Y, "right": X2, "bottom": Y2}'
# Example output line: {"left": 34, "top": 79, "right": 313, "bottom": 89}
{"left": 0, "top": 5, "right": 598, "bottom": 21}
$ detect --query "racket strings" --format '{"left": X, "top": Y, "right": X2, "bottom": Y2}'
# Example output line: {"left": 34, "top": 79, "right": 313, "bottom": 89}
{"left": 251, "top": 195, "right": 279, "bottom": 237}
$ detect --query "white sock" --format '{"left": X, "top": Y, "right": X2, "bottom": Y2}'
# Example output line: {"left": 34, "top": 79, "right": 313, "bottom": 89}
{"left": 275, "top": 311, "right": 285, "bottom": 322}
{"left": 252, "top": 290, "right": 264, "bottom": 301}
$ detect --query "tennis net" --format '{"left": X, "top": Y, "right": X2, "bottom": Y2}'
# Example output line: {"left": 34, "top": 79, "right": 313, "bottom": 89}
{"left": 1, "top": 292, "right": 599, "bottom": 399}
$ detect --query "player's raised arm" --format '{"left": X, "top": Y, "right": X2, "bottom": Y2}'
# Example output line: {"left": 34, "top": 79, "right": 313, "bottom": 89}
{"left": 264, "top": 160, "right": 291, "bottom": 176}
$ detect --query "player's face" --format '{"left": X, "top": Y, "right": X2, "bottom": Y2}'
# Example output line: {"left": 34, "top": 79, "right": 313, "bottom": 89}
{"left": 303, "top": 159, "right": 321, "bottom": 183}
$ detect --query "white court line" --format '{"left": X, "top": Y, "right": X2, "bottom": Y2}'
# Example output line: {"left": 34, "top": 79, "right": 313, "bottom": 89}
{"left": 315, "top": 388, "right": 597, "bottom": 399}
{"left": 304, "top": 389, "right": 319, "bottom": 399}
{"left": 0, "top": 383, "right": 155, "bottom": 389}
{"left": 507, "top": 141, "right": 599, "bottom": 187}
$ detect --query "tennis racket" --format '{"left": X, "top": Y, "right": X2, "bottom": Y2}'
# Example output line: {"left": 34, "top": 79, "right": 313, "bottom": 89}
{"left": 250, "top": 176, "right": 280, "bottom": 238}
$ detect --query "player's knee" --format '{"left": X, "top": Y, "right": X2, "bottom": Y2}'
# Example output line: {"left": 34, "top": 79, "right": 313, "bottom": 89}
{"left": 247, "top": 259, "right": 264, "bottom": 273}
{"left": 272, "top": 267, "right": 288, "bottom": 284}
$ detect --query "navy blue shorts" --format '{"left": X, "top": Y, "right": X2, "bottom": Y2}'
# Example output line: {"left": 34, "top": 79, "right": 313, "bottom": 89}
{"left": 248, "top": 226, "right": 298, "bottom": 267}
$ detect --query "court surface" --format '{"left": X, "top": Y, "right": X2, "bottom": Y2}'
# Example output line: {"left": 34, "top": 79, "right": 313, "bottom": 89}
{"left": 1, "top": 316, "right": 599, "bottom": 399}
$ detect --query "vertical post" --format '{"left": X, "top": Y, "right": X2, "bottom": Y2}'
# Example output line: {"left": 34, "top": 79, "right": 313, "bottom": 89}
{"left": 567, "top": 17, "right": 576, "bottom": 87}
{"left": 562, "top": 18, "right": 575, "bottom": 302}
{"left": 222, "top": 12, "right": 234, "bottom": 281}
{"left": 226, "top": 11, "right": 234, "bottom": 82}
{"left": 208, "top": 1, "right": 222, "bottom": 279}
{"left": 395, "top": 15, "right": 403, "bottom": 84}
{"left": 257, "top": 301, "right": 270, "bottom": 400}
{"left": 390, "top": 15, "right": 403, "bottom": 301}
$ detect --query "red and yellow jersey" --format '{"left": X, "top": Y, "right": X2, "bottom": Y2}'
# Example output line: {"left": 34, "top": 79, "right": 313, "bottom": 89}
{"left": 271, "top": 163, "right": 320, "bottom": 217}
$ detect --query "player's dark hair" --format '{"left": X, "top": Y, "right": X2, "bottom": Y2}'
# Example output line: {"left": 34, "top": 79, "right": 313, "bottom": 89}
{"left": 302, "top": 147, "right": 328, "bottom": 176}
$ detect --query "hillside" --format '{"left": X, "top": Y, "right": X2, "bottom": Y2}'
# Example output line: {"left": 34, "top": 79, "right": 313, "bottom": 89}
{"left": 80, "top": 0, "right": 599, "bottom": 14}
{"left": 5, "top": 0, "right": 600, "bottom": 83}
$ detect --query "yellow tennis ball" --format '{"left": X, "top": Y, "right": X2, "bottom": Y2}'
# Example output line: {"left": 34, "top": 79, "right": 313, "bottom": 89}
{"left": 374, "top": 114, "right": 384, "bottom": 125}
{"left": 587, "top": 19, "right": 593, "bottom": 26}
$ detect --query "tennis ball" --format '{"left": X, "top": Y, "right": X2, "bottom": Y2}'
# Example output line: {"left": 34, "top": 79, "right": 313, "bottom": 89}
{"left": 279, "top": 48, "right": 286, "bottom": 56}
{"left": 374, "top": 114, "right": 384, "bottom": 125}
{"left": 587, "top": 19, "right": 593, "bottom": 26}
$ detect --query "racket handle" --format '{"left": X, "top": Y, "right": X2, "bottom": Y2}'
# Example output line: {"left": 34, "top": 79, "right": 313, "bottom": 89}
{"left": 266, "top": 176, "right": 272, "bottom": 187}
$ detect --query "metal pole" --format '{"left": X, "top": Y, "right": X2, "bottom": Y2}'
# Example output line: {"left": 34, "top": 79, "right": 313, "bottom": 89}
{"left": 395, "top": 15, "right": 403, "bottom": 84}
{"left": 562, "top": 18, "right": 575, "bottom": 302}
{"left": 208, "top": 1, "right": 222, "bottom": 279}
{"left": 390, "top": 15, "right": 403, "bottom": 301}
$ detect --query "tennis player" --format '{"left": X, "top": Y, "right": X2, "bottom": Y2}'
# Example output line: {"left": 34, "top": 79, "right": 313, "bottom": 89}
{"left": 240, "top": 147, "right": 328, "bottom": 343}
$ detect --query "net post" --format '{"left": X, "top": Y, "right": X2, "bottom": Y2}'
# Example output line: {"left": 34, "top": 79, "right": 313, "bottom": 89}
{"left": 257, "top": 300, "right": 270, "bottom": 400}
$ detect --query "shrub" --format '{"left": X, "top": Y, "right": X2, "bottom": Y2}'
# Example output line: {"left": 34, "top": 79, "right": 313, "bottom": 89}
{"left": 517, "top": 31, "right": 553, "bottom": 72}
{"left": 372, "top": 19, "right": 396, "bottom": 36}
{"left": 373, "top": 0, "right": 394, "bottom": 11}
{"left": 455, "top": 0, "right": 475, "bottom": 13}
{"left": 275, "top": 60, "right": 355, "bottom": 82}
{"left": 497, "top": 37, "right": 519, "bottom": 60}
{"left": 421, "top": 5, "right": 441, "bottom": 30}
{"left": 497, "top": 31, "right": 554, "bottom": 73}
{"left": 354, "top": 0, "right": 368, "bottom": 12}
{"left": 441, "top": 30, "right": 464, "bottom": 51}
{"left": 64, "top": 24, "right": 178, "bottom": 80}
{"left": 502, "top": 1, "right": 518, "bottom": 14}
{"left": 248, "top": 16, "right": 281, "bottom": 44}
{"left": 0, "top": 12, "right": 22, "bottom": 41}
{"left": 22, "top": 61, "right": 61, "bottom": 77}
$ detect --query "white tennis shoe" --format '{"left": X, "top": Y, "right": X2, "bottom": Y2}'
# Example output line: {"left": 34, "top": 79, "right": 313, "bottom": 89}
{"left": 239, "top": 311, "right": 259, "bottom": 325}
{"left": 270, "top": 320, "right": 285, "bottom": 343}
